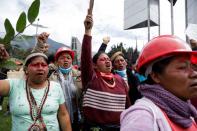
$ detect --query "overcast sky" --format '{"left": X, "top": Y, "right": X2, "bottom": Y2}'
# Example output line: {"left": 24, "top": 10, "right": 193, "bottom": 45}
{"left": 0, "top": 0, "right": 185, "bottom": 52}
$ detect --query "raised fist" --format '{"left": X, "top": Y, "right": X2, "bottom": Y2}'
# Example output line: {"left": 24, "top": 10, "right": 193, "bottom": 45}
{"left": 37, "top": 32, "right": 49, "bottom": 44}
{"left": 103, "top": 36, "right": 110, "bottom": 45}
{"left": 32, "top": 32, "right": 50, "bottom": 53}
{"left": 84, "top": 15, "right": 93, "bottom": 30}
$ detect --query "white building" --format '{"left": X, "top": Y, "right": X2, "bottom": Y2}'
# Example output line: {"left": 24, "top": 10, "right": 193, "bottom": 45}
{"left": 71, "top": 37, "right": 81, "bottom": 65}
{"left": 124, "top": 0, "right": 159, "bottom": 30}
{"left": 186, "top": 0, "right": 197, "bottom": 25}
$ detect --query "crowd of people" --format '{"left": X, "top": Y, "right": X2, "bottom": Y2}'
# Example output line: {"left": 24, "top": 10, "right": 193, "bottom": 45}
{"left": 1, "top": 8, "right": 197, "bottom": 131}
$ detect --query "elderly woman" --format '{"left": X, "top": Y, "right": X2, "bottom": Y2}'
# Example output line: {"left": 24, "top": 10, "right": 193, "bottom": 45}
{"left": 0, "top": 51, "right": 72, "bottom": 131}
{"left": 49, "top": 46, "right": 82, "bottom": 131}
{"left": 120, "top": 35, "right": 197, "bottom": 131}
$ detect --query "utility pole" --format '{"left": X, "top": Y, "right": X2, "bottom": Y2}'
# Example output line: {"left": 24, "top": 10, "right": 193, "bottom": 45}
{"left": 158, "top": 0, "right": 161, "bottom": 36}
{"left": 170, "top": 0, "right": 174, "bottom": 35}
{"left": 36, "top": 18, "right": 40, "bottom": 36}
{"left": 147, "top": 0, "right": 151, "bottom": 41}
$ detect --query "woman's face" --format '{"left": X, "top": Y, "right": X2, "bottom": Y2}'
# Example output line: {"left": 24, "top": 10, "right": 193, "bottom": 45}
{"left": 57, "top": 52, "right": 73, "bottom": 69}
{"left": 113, "top": 55, "right": 127, "bottom": 71}
{"left": 154, "top": 55, "right": 197, "bottom": 100}
{"left": 27, "top": 56, "right": 49, "bottom": 84}
{"left": 95, "top": 53, "right": 112, "bottom": 73}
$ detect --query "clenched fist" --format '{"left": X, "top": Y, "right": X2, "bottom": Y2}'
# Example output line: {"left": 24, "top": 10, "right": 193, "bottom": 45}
{"left": 37, "top": 32, "right": 49, "bottom": 44}
{"left": 103, "top": 36, "right": 110, "bottom": 45}
{"left": 32, "top": 32, "right": 50, "bottom": 53}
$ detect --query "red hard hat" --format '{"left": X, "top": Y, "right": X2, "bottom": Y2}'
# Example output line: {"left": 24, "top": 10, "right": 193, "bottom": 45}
{"left": 55, "top": 47, "right": 75, "bottom": 60}
{"left": 136, "top": 35, "right": 197, "bottom": 74}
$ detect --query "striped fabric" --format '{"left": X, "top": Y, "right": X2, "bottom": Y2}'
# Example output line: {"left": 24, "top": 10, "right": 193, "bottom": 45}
{"left": 83, "top": 88, "right": 126, "bottom": 112}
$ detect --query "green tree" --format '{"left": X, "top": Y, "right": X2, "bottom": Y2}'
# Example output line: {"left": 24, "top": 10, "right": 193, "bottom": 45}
{"left": 108, "top": 42, "right": 139, "bottom": 67}
{"left": 125, "top": 47, "right": 133, "bottom": 67}
{"left": 108, "top": 42, "right": 126, "bottom": 58}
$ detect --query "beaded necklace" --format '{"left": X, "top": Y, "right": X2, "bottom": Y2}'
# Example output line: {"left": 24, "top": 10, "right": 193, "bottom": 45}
{"left": 26, "top": 79, "right": 49, "bottom": 131}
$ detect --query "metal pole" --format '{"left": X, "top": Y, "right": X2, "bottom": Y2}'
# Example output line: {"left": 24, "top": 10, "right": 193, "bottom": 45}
{"left": 135, "top": 37, "right": 138, "bottom": 50}
{"left": 158, "top": 0, "right": 161, "bottom": 36}
{"left": 170, "top": 0, "right": 174, "bottom": 35}
{"left": 35, "top": 18, "right": 40, "bottom": 46}
{"left": 185, "top": 0, "right": 189, "bottom": 42}
{"left": 36, "top": 18, "right": 39, "bottom": 36}
{"left": 147, "top": 0, "right": 150, "bottom": 41}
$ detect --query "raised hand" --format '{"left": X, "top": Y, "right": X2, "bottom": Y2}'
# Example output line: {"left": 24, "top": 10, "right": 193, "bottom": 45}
{"left": 103, "top": 36, "right": 110, "bottom": 45}
{"left": 37, "top": 32, "right": 49, "bottom": 44}
{"left": 32, "top": 32, "right": 50, "bottom": 53}
{"left": 84, "top": 13, "right": 93, "bottom": 30}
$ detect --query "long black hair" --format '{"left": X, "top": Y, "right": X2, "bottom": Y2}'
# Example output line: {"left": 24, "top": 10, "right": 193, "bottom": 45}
{"left": 92, "top": 51, "right": 106, "bottom": 64}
